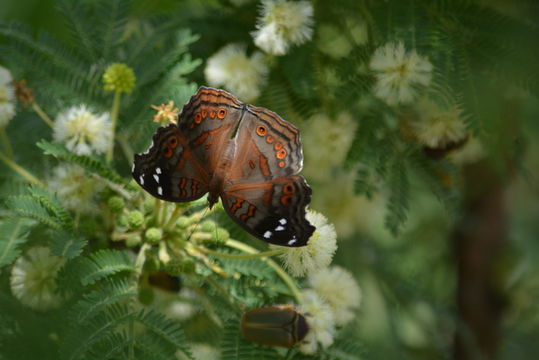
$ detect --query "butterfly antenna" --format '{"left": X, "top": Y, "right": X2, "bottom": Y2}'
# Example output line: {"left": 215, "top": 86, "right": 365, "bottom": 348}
{"left": 185, "top": 206, "right": 210, "bottom": 243}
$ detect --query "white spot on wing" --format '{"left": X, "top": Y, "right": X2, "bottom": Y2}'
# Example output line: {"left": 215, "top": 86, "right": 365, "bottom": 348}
{"left": 275, "top": 225, "right": 285, "bottom": 231}
{"left": 279, "top": 218, "right": 287, "bottom": 225}
{"left": 131, "top": 163, "right": 135, "bottom": 173}
{"left": 139, "top": 176, "right": 144, "bottom": 185}
{"left": 153, "top": 174, "right": 159, "bottom": 183}
{"left": 288, "top": 239, "right": 297, "bottom": 245}
{"left": 263, "top": 231, "right": 272, "bottom": 239}
{"left": 156, "top": 167, "right": 162, "bottom": 174}
{"left": 157, "top": 186, "right": 163, "bottom": 196}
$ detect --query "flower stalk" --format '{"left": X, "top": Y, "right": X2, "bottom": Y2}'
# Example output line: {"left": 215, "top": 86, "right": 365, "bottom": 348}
{"left": 224, "top": 239, "right": 303, "bottom": 303}
{"left": 0, "top": 152, "right": 44, "bottom": 186}
{"left": 106, "top": 90, "right": 121, "bottom": 163}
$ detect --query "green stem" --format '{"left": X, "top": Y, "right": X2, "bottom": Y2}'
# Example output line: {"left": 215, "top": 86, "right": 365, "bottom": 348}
{"left": 135, "top": 243, "right": 150, "bottom": 276}
{"left": 32, "top": 103, "right": 54, "bottom": 128}
{"left": 225, "top": 239, "right": 303, "bottom": 303}
{"left": 106, "top": 90, "right": 122, "bottom": 163}
{"left": 0, "top": 152, "right": 44, "bottom": 186}
{"left": 0, "top": 127, "right": 13, "bottom": 159}
{"left": 91, "top": 174, "right": 132, "bottom": 199}
{"left": 154, "top": 199, "right": 163, "bottom": 226}
{"left": 201, "top": 246, "right": 286, "bottom": 260}
{"left": 164, "top": 205, "right": 184, "bottom": 231}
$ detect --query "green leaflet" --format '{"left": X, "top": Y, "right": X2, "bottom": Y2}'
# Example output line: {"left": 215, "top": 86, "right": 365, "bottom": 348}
{"left": 0, "top": 218, "right": 34, "bottom": 268}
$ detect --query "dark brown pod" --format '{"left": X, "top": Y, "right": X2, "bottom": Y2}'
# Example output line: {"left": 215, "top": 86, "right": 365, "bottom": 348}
{"left": 240, "top": 305, "right": 309, "bottom": 348}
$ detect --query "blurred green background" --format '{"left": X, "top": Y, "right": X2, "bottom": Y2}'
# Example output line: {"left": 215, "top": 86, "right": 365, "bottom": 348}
{"left": 1, "top": 0, "right": 539, "bottom": 359}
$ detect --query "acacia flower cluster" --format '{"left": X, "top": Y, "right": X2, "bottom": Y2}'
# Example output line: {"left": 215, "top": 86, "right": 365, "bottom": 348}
{"left": 412, "top": 97, "right": 467, "bottom": 149}
{"left": 369, "top": 41, "right": 432, "bottom": 106}
{"left": 273, "top": 210, "right": 337, "bottom": 277}
{"left": 204, "top": 44, "right": 268, "bottom": 102}
{"left": 252, "top": 0, "right": 314, "bottom": 55}
{"left": 48, "top": 164, "right": 104, "bottom": 214}
{"left": 53, "top": 104, "right": 112, "bottom": 156}
{"left": 10, "top": 247, "right": 66, "bottom": 311}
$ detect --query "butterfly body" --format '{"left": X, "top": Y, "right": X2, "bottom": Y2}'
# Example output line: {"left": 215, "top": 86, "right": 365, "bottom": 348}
{"left": 133, "top": 87, "right": 315, "bottom": 247}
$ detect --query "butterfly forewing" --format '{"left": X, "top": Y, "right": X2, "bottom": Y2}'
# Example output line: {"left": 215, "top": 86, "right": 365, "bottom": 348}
{"left": 133, "top": 125, "right": 209, "bottom": 201}
{"left": 221, "top": 176, "right": 315, "bottom": 247}
{"left": 228, "top": 106, "right": 303, "bottom": 184}
{"left": 177, "top": 87, "right": 244, "bottom": 171}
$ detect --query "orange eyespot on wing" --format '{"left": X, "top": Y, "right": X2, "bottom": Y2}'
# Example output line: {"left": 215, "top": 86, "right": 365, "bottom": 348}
{"left": 194, "top": 113, "right": 202, "bottom": 124}
{"left": 217, "top": 108, "right": 227, "bottom": 119}
{"left": 283, "top": 183, "right": 295, "bottom": 194}
{"left": 277, "top": 149, "right": 287, "bottom": 159}
{"left": 168, "top": 136, "right": 178, "bottom": 148}
{"left": 256, "top": 126, "right": 267, "bottom": 136}
{"left": 280, "top": 195, "right": 293, "bottom": 206}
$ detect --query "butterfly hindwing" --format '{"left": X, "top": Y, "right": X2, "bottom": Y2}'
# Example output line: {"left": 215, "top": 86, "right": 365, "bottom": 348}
{"left": 221, "top": 176, "right": 314, "bottom": 247}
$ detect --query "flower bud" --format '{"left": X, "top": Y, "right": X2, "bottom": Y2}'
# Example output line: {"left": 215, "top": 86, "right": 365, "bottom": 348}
{"left": 145, "top": 227, "right": 163, "bottom": 244}
{"left": 102, "top": 63, "right": 136, "bottom": 93}
{"left": 127, "top": 210, "right": 144, "bottom": 228}
{"left": 107, "top": 196, "right": 125, "bottom": 212}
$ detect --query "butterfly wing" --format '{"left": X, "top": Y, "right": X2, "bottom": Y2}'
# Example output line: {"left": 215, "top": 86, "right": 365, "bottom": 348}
{"left": 221, "top": 176, "right": 315, "bottom": 247}
{"left": 222, "top": 107, "right": 314, "bottom": 247}
{"left": 177, "top": 87, "right": 244, "bottom": 171}
{"left": 227, "top": 105, "right": 304, "bottom": 184}
{"left": 133, "top": 124, "right": 210, "bottom": 201}
{"left": 133, "top": 87, "right": 243, "bottom": 201}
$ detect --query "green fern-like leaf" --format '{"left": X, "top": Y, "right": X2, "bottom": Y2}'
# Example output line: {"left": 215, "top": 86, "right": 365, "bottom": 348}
{"left": 6, "top": 195, "right": 61, "bottom": 229}
{"left": 85, "top": 332, "right": 131, "bottom": 360}
{"left": 71, "top": 279, "right": 137, "bottom": 323}
{"left": 49, "top": 230, "right": 87, "bottom": 259}
{"left": 136, "top": 309, "right": 194, "bottom": 360}
{"left": 0, "top": 218, "right": 35, "bottom": 268}
{"left": 62, "top": 304, "right": 135, "bottom": 360}
{"left": 75, "top": 249, "right": 136, "bottom": 286}
{"left": 28, "top": 184, "right": 75, "bottom": 231}
{"left": 37, "top": 140, "right": 135, "bottom": 190}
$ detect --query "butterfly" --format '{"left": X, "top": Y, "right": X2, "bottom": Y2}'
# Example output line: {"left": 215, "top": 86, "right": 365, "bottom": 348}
{"left": 132, "top": 87, "right": 315, "bottom": 247}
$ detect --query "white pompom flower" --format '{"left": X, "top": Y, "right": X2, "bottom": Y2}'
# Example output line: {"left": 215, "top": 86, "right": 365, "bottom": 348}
{"left": 308, "top": 266, "right": 361, "bottom": 325}
{"left": 302, "top": 112, "right": 357, "bottom": 182}
{"left": 204, "top": 44, "right": 268, "bottom": 102}
{"left": 10, "top": 247, "right": 66, "bottom": 311}
{"left": 298, "top": 290, "right": 336, "bottom": 354}
{"left": 252, "top": 0, "right": 314, "bottom": 55}
{"left": 369, "top": 42, "right": 432, "bottom": 106}
{"left": 53, "top": 105, "right": 112, "bottom": 155}
{"left": 411, "top": 98, "right": 467, "bottom": 148}
{"left": 0, "top": 64, "right": 16, "bottom": 127}
{"left": 48, "top": 164, "right": 104, "bottom": 214}
{"left": 272, "top": 210, "right": 337, "bottom": 278}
